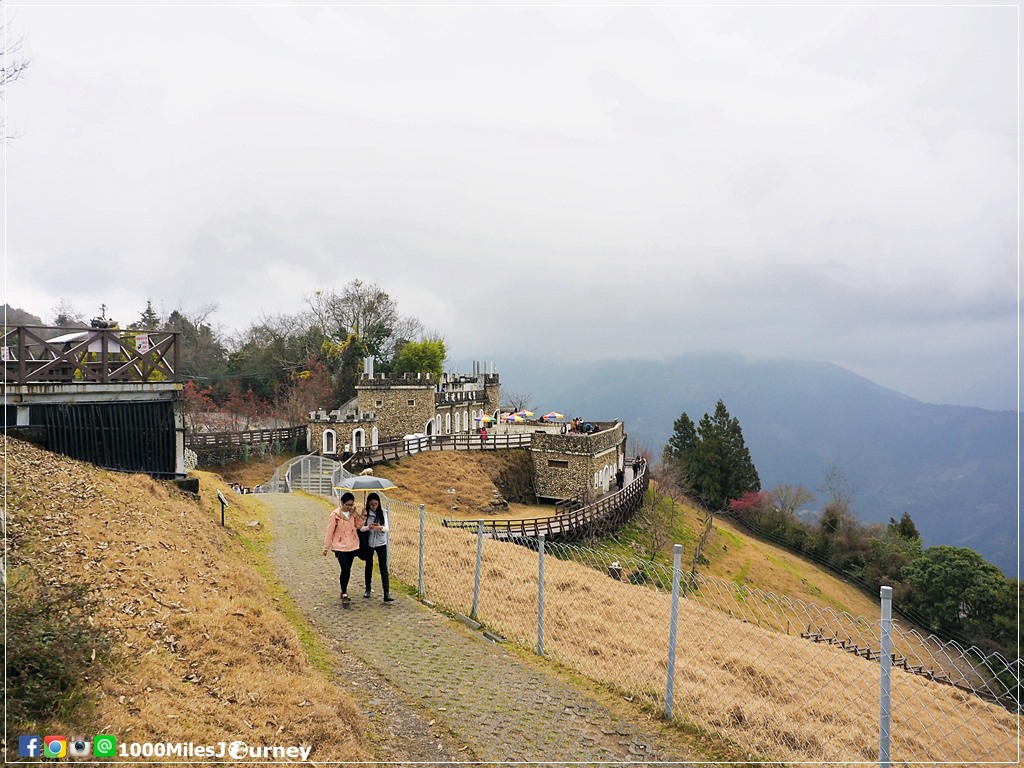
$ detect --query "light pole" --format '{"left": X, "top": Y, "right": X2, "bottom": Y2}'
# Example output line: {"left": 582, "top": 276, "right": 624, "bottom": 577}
{"left": 447, "top": 488, "right": 457, "bottom": 514}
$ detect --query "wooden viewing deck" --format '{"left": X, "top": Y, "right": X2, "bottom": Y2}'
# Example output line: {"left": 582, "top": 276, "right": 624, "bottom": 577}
{"left": 3, "top": 325, "right": 180, "bottom": 385}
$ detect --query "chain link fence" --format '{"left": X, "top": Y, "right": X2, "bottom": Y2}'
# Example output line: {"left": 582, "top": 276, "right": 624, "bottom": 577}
{"left": 382, "top": 498, "right": 1019, "bottom": 764}
{"left": 261, "top": 458, "right": 1020, "bottom": 764}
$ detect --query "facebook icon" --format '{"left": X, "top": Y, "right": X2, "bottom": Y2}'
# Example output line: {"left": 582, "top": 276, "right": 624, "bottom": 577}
{"left": 18, "top": 736, "right": 41, "bottom": 757}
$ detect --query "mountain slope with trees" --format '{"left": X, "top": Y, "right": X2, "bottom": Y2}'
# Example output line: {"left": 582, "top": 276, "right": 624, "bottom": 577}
{"left": 494, "top": 353, "right": 1018, "bottom": 575}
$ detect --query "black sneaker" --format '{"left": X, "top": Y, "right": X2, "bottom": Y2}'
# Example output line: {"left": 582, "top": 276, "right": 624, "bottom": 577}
{"left": 383, "top": 594, "right": 395, "bottom": 603}
{"left": 363, "top": 590, "right": 371, "bottom": 599}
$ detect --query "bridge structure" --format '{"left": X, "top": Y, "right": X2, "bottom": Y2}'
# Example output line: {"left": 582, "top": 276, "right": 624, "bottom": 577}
{"left": 2, "top": 325, "right": 185, "bottom": 477}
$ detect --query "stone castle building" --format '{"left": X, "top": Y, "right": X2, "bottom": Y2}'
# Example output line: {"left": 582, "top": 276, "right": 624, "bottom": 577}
{"left": 308, "top": 359, "right": 500, "bottom": 456}
{"left": 307, "top": 359, "right": 627, "bottom": 504}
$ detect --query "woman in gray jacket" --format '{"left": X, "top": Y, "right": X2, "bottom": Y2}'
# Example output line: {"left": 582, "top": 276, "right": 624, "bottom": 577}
{"left": 361, "top": 492, "right": 393, "bottom": 602}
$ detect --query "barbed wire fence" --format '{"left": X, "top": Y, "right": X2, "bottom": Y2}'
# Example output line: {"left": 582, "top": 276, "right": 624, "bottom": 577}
{"left": 258, "top": 456, "right": 1020, "bottom": 764}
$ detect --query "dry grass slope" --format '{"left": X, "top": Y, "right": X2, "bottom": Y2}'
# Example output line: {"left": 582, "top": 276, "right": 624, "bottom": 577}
{"left": 6, "top": 437, "right": 371, "bottom": 763}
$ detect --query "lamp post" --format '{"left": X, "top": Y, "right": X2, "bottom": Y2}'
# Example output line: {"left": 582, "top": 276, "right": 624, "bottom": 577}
{"left": 447, "top": 488, "right": 457, "bottom": 514}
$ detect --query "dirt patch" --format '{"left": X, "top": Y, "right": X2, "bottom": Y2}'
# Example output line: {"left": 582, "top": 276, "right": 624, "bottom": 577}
{"left": 372, "top": 450, "right": 554, "bottom": 519}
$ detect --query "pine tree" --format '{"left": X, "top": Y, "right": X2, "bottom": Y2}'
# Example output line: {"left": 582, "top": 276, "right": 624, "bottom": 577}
{"left": 136, "top": 299, "right": 161, "bottom": 331}
{"left": 663, "top": 399, "right": 760, "bottom": 511}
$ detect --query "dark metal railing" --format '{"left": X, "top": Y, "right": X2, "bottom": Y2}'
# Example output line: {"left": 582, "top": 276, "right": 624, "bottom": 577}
{"left": 185, "top": 426, "right": 306, "bottom": 448}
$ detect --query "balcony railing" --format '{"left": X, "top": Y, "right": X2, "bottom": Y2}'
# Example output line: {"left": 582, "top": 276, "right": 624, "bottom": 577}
{"left": 2, "top": 326, "right": 180, "bottom": 385}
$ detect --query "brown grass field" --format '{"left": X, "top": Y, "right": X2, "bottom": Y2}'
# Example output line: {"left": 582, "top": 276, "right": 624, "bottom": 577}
{"left": 9, "top": 442, "right": 1020, "bottom": 765}
{"left": 7, "top": 438, "right": 371, "bottom": 763}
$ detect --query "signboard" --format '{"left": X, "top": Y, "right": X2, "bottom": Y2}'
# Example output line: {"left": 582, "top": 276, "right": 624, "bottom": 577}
{"left": 136, "top": 333, "right": 151, "bottom": 354}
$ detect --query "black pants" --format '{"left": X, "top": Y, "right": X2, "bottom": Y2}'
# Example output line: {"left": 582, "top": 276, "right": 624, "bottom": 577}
{"left": 334, "top": 550, "right": 358, "bottom": 594}
{"left": 364, "top": 544, "right": 389, "bottom": 595}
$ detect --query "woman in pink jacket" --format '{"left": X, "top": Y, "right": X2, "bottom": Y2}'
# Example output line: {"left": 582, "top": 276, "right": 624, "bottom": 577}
{"left": 322, "top": 491, "right": 365, "bottom": 608}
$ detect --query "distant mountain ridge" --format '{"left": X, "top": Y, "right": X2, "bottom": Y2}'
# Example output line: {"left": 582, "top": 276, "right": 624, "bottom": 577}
{"left": 484, "top": 353, "right": 1018, "bottom": 575}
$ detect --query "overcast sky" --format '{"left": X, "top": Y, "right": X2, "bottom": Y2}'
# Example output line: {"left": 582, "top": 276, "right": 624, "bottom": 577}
{"left": 4, "top": 3, "right": 1018, "bottom": 409}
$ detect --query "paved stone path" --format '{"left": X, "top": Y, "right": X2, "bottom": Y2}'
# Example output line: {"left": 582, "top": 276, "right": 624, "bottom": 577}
{"left": 265, "top": 492, "right": 695, "bottom": 765}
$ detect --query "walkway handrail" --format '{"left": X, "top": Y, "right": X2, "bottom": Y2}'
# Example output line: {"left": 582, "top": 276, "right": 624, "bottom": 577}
{"left": 185, "top": 426, "right": 306, "bottom": 448}
{"left": 442, "top": 462, "right": 649, "bottom": 542}
{"left": 348, "top": 431, "right": 534, "bottom": 468}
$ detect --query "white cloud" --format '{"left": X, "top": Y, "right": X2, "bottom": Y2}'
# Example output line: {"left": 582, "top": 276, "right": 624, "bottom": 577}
{"left": 4, "top": 4, "right": 1015, "bottom": 408}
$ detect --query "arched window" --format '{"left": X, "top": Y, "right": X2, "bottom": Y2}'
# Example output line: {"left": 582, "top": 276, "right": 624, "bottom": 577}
{"left": 371, "top": 426, "right": 379, "bottom": 447}
{"left": 593, "top": 471, "right": 600, "bottom": 489}
{"left": 322, "top": 429, "right": 337, "bottom": 455}
{"left": 445, "top": 413, "right": 451, "bottom": 433}
{"left": 455, "top": 412, "right": 461, "bottom": 432}
{"left": 352, "top": 429, "right": 365, "bottom": 450}
{"left": 435, "top": 414, "right": 442, "bottom": 433}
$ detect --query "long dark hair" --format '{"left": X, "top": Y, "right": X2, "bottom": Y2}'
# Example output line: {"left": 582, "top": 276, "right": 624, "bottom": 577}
{"left": 365, "top": 492, "right": 383, "bottom": 524}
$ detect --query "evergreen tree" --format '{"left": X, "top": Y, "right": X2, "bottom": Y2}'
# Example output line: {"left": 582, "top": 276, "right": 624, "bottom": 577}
{"left": 135, "top": 299, "right": 161, "bottom": 331}
{"left": 663, "top": 412, "right": 697, "bottom": 463}
{"left": 664, "top": 399, "right": 760, "bottom": 511}
{"left": 887, "top": 511, "right": 920, "bottom": 541}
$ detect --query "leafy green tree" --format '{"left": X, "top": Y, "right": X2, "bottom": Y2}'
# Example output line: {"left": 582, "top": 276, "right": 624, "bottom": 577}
{"left": 164, "top": 307, "right": 228, "bottom": 382}
{"left": 902, "top": 545, "right": 1013, "bottom": 642}
{"left": 392, "top": 338, "right": 446, "bottom": 382}
{"left": 320, "top": 332, "right": 369, "bottom": 405}
{"left": 664, "top": 400, "right": 759, "bottom": 511}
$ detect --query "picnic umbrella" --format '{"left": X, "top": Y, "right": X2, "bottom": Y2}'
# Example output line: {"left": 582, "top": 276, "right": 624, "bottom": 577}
{"left": 541, "top": 411, "right": 564, "bottom": 420}
{"left": 504, "top": 414, "right": 525, "bottom": 423}
{"left": 474, "top": 415, "right": 495, "bottom": 423}
{"left": 515, "top": 410, "right": 535, "bottom": 418}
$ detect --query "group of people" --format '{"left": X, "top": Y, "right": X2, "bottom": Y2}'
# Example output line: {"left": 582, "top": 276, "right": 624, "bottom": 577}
{"left": 322, "top": 491, "right": 393, "bottom": 607}
{"left": 561, "top": 417, "right": 595, "bottom": 434}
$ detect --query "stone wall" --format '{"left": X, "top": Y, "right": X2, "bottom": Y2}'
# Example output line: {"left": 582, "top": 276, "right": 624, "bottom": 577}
{"left": 357, "top": 373, "right": 435, "bottom": 440}
{"left": 531, "top": 422, "right": 626, "bottom": 502}
{"left": 308, "top": 369, "right": 502, "bottom": 451}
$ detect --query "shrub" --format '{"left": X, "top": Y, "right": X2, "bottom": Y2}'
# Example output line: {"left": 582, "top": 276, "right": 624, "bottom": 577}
{"left": 6, "top": 569, "right": 110, "bottom": 729}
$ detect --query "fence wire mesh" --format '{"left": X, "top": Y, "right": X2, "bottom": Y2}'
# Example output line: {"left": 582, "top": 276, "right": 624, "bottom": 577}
{"left": 381, "top": 499, "right": 1020, "bottom": 765}
{"left": 262, "top": 459, "right": 1019, "bottom": 764}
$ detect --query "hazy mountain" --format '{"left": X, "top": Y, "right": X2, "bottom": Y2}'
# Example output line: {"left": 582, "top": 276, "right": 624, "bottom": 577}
{"left": 481, "top": 353, "right": 1018, "bottom": 576}
{"left": 3, "top": 305, "right": 44, "bottom": 326}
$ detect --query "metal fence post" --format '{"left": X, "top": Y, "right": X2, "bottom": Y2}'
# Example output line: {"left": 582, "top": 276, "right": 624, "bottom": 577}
{"left": 537, "top": 534, "right": 545, "bottom": 657}
{"left": 472, "top": 520, "right": 483, "bottom": 620}
{"left": 880, "top": 585, "right": 893, "bottom": 767}
{"left": 665, "top": 543, "right": 683, "bottom": 720}
{"left": 418, "top": 504, "right": 425, "bottom": 598}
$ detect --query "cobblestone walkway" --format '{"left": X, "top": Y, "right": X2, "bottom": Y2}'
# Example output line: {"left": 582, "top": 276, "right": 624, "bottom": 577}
{"left": 265, "top": 492, "right": 695, "bottom": 765}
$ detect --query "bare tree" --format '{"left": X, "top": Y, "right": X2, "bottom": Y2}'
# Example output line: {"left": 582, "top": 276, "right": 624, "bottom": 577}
{"left": 2, "top": 6, "right": 30, "bottom": 140}
{"left": 49, "top": 298, "right": 86, "bottom": 327}
{"left": 503, "top": 390, "right": 532, "bottom": 412}
{"left": 769, "top": 483, "right": 815, "bottom": 517}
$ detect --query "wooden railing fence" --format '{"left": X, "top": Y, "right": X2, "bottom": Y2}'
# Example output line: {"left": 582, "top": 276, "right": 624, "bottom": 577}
{"left": 3, "top": 325, "right": 179, "bottom": 385}
{"left": 442, "top": 462, "right": 649, "bottom": 543}
{"left": 347, "top": 431, "right": 534, "bottom": 467}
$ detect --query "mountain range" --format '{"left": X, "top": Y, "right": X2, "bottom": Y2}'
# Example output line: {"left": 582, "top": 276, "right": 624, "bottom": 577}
{"left": 481, "top": 353, "right": 1019, "bottom": 576}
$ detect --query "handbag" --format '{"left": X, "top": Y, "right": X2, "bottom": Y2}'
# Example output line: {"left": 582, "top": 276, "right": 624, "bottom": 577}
{"left": 357, "top": 524, "right": 371, "bottom": 561}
